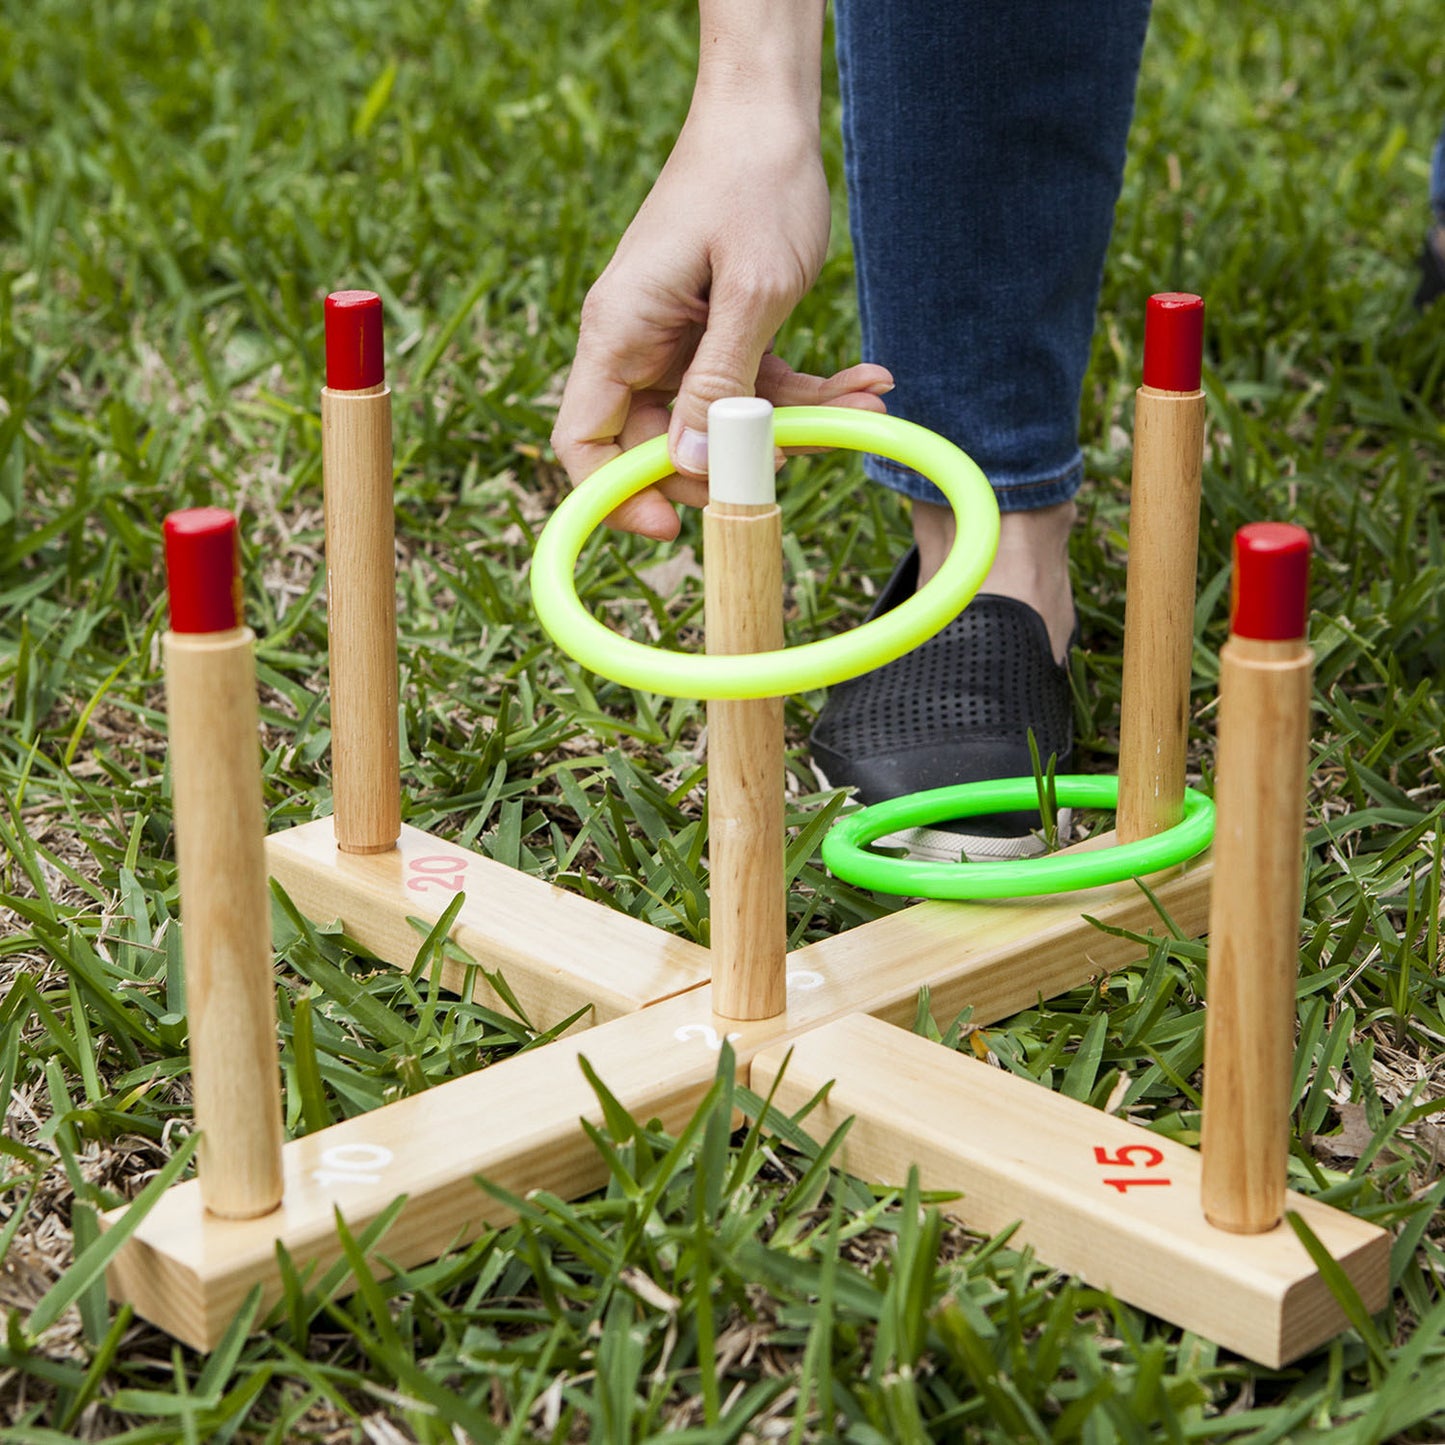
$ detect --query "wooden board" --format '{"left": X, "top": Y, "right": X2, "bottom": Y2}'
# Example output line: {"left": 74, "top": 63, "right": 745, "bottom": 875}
{"left": 107, "top": 853, "right": 1216, "bottom": 1349}
{"left": 787, "top": 846, "right": 1213, "bottom": 1030}
{"left": 266, "top": 818, "right": 713, "bottom": 1028}
{"left": 751, "top": 1013, "right": 1390, "bottom": 1368}
{"left": 105, "top": 990, "right": 725, "bottom": 1351}
{"left": 270, "top": 816, "right": 1211, "bottom": 1036}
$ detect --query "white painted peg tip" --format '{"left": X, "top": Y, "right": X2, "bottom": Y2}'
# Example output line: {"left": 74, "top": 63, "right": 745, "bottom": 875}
{"left": 707, "top": 397, "right": 775, "bottom": 506}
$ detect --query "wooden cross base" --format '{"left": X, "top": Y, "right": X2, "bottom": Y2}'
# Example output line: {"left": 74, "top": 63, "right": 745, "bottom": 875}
{"left": 102, "top": 849, "right": 1392, "bottom": 1366}
{"left": 754, "top": 1014, "right": 1389, "bottom": 1369}
{"left": 264, "top": 817, "right": 712, "bottom": 1029}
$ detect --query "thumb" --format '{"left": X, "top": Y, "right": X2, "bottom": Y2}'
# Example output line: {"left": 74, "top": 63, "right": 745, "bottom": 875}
{"left": 668, "top": 279, "right": 782, "bottom": 477}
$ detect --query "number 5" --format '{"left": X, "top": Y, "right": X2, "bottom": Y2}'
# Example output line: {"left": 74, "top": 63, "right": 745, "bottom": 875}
{"left": 1093, "top": 1144, "right": 1164, "bottom": 1169}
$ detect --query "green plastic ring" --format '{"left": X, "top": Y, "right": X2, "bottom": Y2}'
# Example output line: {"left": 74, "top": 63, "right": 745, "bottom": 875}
{"left": 821, "top": 776, "right": 1215, "bottom": 899}
{"left": 531, "top": 406, "right": 999, "bottom": 700}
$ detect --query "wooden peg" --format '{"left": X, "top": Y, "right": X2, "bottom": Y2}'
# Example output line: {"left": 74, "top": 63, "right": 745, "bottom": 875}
{"left": 1200, "top": 523, "right": 1313, "bottom": 1233}
{"left": 163, "top": 509, "right": 285, "bottom": 1220}
{"left": 704, "top": 398, "right": 787, "bottom": 1021}
{"left": 1117, "top": 293, "right": 1207, "bottom": 842}
{"left": 322, "top": 290, "right": 401, "bottom": 855}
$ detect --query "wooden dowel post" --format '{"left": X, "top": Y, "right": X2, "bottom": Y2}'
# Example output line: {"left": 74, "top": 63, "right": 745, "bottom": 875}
{"left": 1200, "top": 523, "right": 1314, "bottom": 1233}
{"left": 322, "top": 290, "right": 400, "bottom": 855}
{"left": 1117, "top": 293, "right": 1207, "bottom": 843}
{"left": 163, "top": 510, "right": 285, "bottom": 1220}
{"left": 704, "top": 398, "right": 787, "bottom": 1022}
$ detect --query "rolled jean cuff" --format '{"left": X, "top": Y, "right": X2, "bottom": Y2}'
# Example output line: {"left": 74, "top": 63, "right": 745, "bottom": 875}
{"left": 1432, "top": 132, "right": 1445, "bottom": 221}
{"left": 863, "top": 451, "right": 1084, "bottom": 514}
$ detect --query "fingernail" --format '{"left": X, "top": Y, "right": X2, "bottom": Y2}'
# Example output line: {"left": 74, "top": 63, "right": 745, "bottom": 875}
{"left": 674, "top": 427, "right": 708, "bottom": 475}
{"left": 867, "top": 380, "right": 896, "bottom": 395}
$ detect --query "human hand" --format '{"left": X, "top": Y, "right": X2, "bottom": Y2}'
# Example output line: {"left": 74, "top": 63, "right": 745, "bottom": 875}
{"left": 551, "top": 95, "right": 892, "bottom": 538}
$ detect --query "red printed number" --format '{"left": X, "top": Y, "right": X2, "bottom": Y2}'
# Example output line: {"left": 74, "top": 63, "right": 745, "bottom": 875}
{"left": 1093, "top": 1143, "right": 1171, "bottom": 1193}
{"left": 407, "top": 855, "right": 467, "bottom": 894}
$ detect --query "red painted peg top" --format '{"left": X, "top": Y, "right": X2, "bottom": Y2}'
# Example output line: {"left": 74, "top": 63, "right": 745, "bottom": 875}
{"left": 164, "top": 508, "right": 242, "bottom": 634}
{"left": 1230, "top": 522, "right": 1311, "bottom": 641}
{"left": 324, "top": 290, "right": 385, "bottom": 390}
{"left": 1142, "top": 293, "right": 1205, "bottom": 392}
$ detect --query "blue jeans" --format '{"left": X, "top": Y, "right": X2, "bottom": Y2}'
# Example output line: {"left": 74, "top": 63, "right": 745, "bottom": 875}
{"left": 1432, "top": 124, "right": 1445, "bottom": 220}
{"left": 834, "top": 0, "right": 1152, "bottom": 513}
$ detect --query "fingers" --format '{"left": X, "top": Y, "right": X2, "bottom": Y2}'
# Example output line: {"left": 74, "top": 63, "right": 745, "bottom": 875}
{"left": 551, "top": 260, "right": 699, "bottom": 488}
{"left": 601, "top": 392, "right": 706, "bottom": 538}
{"left": 552, "top": 339, "right": 632, "bottom": 481}
{"left": 554, "top": 289, "right": 892, "bottom": 538}
{"left": 668, "top": 269, "right": 802, "bottom": 477}
{"left": 755, "top": 355, "right": 895, "bottom": 406}
{"left": 552, "top": 312, "right": 686, "bottom": 536}
{"left": 601, "top": 488, "right": 681, "bottom": 540}
{"left": 555, "top": 376, "right": 709, "bottom": 540}
{"left": 755, "top": 356, "right": 895, "bottom": 454}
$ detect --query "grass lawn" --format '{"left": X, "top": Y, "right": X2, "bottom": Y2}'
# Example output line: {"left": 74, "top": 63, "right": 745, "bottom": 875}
{"left": 3, "top": 0, "right": 1445, "bottom": 1438}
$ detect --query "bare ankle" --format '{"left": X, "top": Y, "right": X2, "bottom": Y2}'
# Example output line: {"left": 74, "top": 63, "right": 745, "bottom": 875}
{"left": 912, "top": 500, "right": 956, "bottom": 589}
{"left": 913, "top": 498, "right": 1077, "bottom": 664}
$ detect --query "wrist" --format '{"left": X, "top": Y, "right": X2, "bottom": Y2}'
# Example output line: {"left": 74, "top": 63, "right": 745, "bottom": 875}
{"left": 693, "top": 0, "right": 826, "bottom": 115}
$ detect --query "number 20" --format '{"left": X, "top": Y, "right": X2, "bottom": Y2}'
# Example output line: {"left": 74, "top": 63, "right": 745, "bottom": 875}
{"left": 407, "top": 855, "right": 467, "bottom": 894}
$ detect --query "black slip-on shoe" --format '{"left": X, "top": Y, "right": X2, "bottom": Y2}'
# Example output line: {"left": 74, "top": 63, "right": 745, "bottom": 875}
{"left": 810, "top": 547, "right": 1075, "bottom": 861}
{"left": 1414, "top": 226, "right": 1445, "bottom": 311}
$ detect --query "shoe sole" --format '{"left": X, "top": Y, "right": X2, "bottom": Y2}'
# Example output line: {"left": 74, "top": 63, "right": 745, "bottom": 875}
{"left": 875, "top": 813, "right": 1074, "bottom": 863}
{"left": 813, "top": 761, "right": 1072, "bottom": 864}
